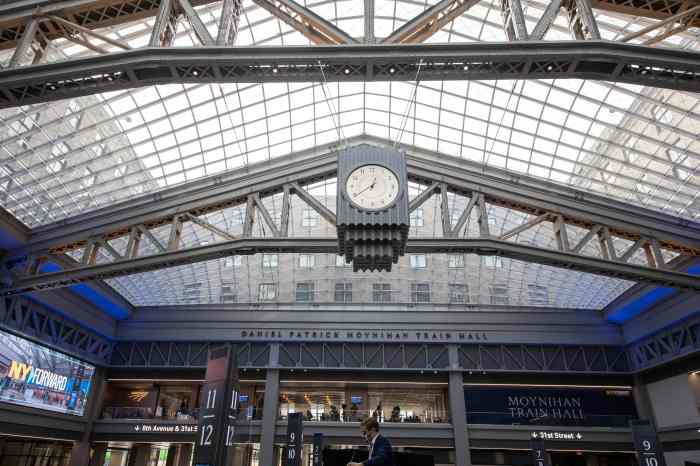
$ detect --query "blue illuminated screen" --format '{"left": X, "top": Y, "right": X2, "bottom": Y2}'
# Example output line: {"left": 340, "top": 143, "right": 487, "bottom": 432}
{"left": 0, "top": 329, "right": 95, "bottom": 416}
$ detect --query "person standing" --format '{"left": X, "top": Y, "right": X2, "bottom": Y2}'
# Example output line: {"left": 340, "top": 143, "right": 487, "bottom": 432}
{"left": 347, "top": 417, "right": 394, "bottom": 466}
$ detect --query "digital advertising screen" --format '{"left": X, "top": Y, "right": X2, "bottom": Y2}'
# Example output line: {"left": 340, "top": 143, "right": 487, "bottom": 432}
{"left": 0, "top": 329, "right": 95, "bottom": 416}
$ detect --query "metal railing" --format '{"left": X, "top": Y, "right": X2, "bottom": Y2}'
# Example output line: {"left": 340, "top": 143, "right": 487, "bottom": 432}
{"left": 278, "top": 407, "right": 450, "bottom": 424}
{"left": 466, "top": 411, "right": 636, "bottom": 428}
{"left": 101, "top": 406, "right": 199, "bottom": 421}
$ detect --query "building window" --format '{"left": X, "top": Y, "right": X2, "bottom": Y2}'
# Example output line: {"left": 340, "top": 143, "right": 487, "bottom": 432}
{"left": 302, "top": 208, "right": 319, "bottom": 227}
{"left": 410, "top": 254, "right": 427, "bottom": 268}
{"left": 490, "top": 284, "right": 509, "bottom": 305}
{"left": 224, "top": 256, "right": 242, "bottom": 268}
{"left": 449, "top": 284, "right": 468, "bottom": 303}
{"left": 410, "top": 208, "right": 424, "bottom": 227}
{"left": 263, "top": 254, "right": 278, "bottom": 268}
{"left": 373, "top": 283, "right": 392, "bottom": 303}
{"left": 258, "top": 283, "right": 277, "bottom": 301}
{"left": 334, "top": 282, "right": 352, "bottom": 302}
{"left": 220, "top": 283, "right": 237, "bottom": 303}
{"left": 448, "top": 254, "right": 464, "bottom": 268}
{"left": 528, "top": 284, "right": 549, "bottom": 306}
{"left": 299, "top": 254, "right": 316, "bottom": 268}
{"left": 487, "top": 206, "right": 497, "bottom": 225}
{"left": 411, "top": 283, "right": 431, "bottom": 303}
{"left": 335, "top": 255, "right": 349, "bottom": 267}
{"left": 483, "top": 256, "right": 502, "bottom": 268}
{"left": 296, "top": 282, "right": 314, "bottom": 302}
{"left": 183, "top": 283, "right": 201, "bottom": 299}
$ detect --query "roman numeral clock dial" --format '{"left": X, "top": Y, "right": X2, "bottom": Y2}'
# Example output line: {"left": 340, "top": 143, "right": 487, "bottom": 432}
{"left": 345, "top": 165, "right": 399, "bottom": 210}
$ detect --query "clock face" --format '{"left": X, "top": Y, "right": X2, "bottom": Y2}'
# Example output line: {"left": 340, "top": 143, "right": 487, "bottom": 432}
{"left": 345, "top": 164, "right": 400, "bottom": 210}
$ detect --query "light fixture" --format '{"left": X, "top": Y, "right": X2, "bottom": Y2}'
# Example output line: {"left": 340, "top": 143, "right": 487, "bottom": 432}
{"left": 343, "top": 67, "right": 351, "bottom": 75}
{"left": 388, "top": 66, "right": 396, "bottom": 74}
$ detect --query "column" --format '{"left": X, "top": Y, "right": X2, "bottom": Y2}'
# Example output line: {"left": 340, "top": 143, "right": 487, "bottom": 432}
{"left": 177, "top": 444, "right": 193, "bottom": 466}
{"left": 128, "top": 444, "right": 152, "bottom": 466}
{"left": 71, "top": 367, "right": 107, "bottom": 466}
{"left": 633, "top": 374, "right": 657, "bottom": 427}
{"left": 448, "top": 345, "right": 471, "bottom": 466}
{"left": 165, "top": 445, "right": 179, "bottom": 466}
{"left": 259, "top": 344, "right": 281, "bottom": 466}
{"left": 89, "top": 443, "right": 108, "bottom": 466}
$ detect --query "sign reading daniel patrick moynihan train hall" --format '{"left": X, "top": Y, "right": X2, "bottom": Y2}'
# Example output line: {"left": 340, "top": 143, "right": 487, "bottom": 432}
{"left": 464, "top": 386, "right": 637, "bottom": 427}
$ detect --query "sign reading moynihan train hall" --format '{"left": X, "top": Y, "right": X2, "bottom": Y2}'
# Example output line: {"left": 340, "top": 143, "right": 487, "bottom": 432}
{"left": 464, "top": 385, "right": 637, "bottom": 427}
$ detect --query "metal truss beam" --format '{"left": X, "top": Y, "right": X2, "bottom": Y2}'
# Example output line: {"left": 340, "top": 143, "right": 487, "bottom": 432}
{"left": 457, "top": 343, "right": 630, "bottom": 373}
{"left": 4, "top": 138, "right": 700, "bottom": 295}
{"left": 620, "top": 3, "right": 700, "bottom": 46}
{"left": 383, "top": 0, "right": 480, "bottom": 44}
{"left": 108, "top": 340, "right": 630, "bottom": 373}
{"left": 18, "top": 137, "right": 700, "bottom": 255}
{"left": 2, "top": 0, "right": 699, "bottom": 52}
{"left": 3, "top": 237, "right": 700, "bottom": 295}
{"left": 0, "top": 0, "right": 219, "bottom": 50}
{"left": 593, "top": 0, "right": 700, "bottom": 29}
{"left": 251, "top": 0, "right": 357, "bottom": 45}
{"left": 109, "top": 341, "right": 271, "bottom": 367}
{"left": 0, "top": 294, "right": 113, "bottom": 364}
{"left": 1, "top": 41, "right": 699, "bottom": 109}
{"left": 626, "top": 312, "right": 700, "bottom": 371}
{"left": 217, "top": 0, "right": 243, "bottom": 45}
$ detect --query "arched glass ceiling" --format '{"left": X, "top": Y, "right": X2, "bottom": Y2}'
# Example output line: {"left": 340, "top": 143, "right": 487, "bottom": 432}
{"left": 0, "top": 0, "right": 699, "bottom": 228}
{"left": 0, "top": 0, "right": 697, "bottom": 309}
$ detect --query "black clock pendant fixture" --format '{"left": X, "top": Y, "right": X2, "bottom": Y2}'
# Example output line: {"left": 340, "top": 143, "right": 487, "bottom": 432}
{"left": 337, "top": 145, "right": 410, "bottom": 272}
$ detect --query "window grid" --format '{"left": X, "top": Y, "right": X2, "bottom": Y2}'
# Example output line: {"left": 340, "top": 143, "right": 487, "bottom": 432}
{"left": 411, "top": 283, "right": 431, "bottom": 303}
{"left": 296, "top": 282, "right": 315, "bottom": 302}
{"left": 334, "top": 282, "right": 353, "bottom": 303}
{"left": 373, "top": 283, "right": 392, "bottom": 303}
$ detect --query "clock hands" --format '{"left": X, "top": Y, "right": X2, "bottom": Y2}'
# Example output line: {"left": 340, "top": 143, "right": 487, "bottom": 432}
{"left": 353, "top": 178, "right": 377, "bottom": 197}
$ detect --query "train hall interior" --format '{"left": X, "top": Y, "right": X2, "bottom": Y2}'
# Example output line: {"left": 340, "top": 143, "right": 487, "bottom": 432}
{"left": 0, "top": 0, "right": 700, "bottom": 465}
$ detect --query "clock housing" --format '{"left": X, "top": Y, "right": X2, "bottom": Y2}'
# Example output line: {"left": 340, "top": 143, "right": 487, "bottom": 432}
{"left": 336, "top": 145, "right": 409, "bottom": 272}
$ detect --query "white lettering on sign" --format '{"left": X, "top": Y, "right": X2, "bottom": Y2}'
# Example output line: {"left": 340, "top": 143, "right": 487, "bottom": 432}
{"left": 509, "top": 396, "right": 584, "bottom": 421}
{"left": 531, "top": 431, "right": 583, "bottom": 440}
{"left": 133, "top": 424, "right": 198, "bottom": 433}
{"left": 239, "top": 329, "right": 489, "bottom": 342}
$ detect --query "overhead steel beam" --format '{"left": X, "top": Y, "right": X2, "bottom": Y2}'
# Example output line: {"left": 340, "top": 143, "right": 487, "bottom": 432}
{"left": 620, "top": 3, "right": 700, "bottom": 46}
{"left": 250, "top": 0, "right": 358, "bottom": 45}
{"left": 0, "top": 0, "right": 220, "bottom": 50}
{"left": 0, "top": 294, "right": 113, "bottom": 364}
{"left": 592, "top": 0, "right": 700, "bottom": 29}
{"left": 531, "top": 0, "right": 563, "bottom": 40}
{"left": 364, "top": 0, "right": 375, "bottom": 43}
{"left": 1, "top": 41, "right": 700, "bottom": 109}
{"left": 21, "top": 136, "right": 700, "bottom": 257}
{"left": 4, "top": 138, "right": 700, "bottom": 296}
{"left": 217, "top": 0, "right": 243, "bottom": 45}
{"left": 383, "top": 0, "right": 480, "bottom": 43}
{"left": 3, "top": 237, "right": 700, "bottom": 295}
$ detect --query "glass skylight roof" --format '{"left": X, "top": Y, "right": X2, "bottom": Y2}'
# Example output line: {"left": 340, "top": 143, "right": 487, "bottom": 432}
{"left": 0, "top": 0, "right": 698, "bottom": 308}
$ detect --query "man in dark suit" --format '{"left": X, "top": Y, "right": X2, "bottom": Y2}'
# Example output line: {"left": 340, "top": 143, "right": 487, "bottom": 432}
{"left": 348, "top": 417, "right": 394, "bottom": 466}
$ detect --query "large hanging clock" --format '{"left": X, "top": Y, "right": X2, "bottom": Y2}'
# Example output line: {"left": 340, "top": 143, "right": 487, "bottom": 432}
{"left": 337, "top": 145, "right": 409, "bottom": 272}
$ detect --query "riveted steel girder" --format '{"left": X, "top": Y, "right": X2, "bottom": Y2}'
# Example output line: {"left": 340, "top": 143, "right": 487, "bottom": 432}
{"left": 0, "top": 42, "right": 699, "bottom": 109}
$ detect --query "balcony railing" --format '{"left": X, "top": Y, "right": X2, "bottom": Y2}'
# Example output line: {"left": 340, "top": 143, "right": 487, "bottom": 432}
{"left": 100, "top": 406, "right": 264, "bottom": 421}
{"left": 278, "top": 407, "right": 450, "bottom": 424}
{"left": 466, "top": 411, "right": 636, "bottom": 428}
{"left": 101, "top": 406, "right": 199, "bottom": 421}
